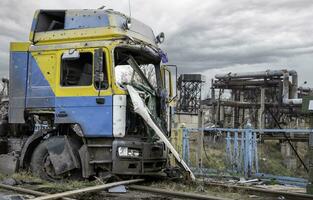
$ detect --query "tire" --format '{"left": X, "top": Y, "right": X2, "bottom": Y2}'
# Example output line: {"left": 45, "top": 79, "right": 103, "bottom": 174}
{"left": 30, "top": 138, "right": 81, "bottom": 181}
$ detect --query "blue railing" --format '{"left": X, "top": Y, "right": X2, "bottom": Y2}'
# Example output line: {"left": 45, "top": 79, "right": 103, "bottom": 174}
{"left": 187, "top": 128, "right": 313, "bottom": 133}
{"left": 182, "top": 126, "right": 313, "bottom": 178}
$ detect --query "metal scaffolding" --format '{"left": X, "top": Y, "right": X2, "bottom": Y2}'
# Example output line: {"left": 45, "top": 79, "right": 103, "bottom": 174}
{"left": 202, "top": 69, "right": 313, "bottom": 130}
{"left": 176, "top": 74, "right": 205, "bottom": 114}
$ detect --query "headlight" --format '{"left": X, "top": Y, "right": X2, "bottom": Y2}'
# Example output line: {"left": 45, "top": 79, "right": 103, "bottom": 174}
{"left": 118, "top": 147, "right": 140, "bottom": 158}
{"left": 118, "top": 147, "right": 128, "bottom": 157}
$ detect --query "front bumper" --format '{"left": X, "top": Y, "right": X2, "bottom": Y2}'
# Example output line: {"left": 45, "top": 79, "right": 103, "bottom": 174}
{"left": 112, "top": 139, "right": 167, "bottom": 175}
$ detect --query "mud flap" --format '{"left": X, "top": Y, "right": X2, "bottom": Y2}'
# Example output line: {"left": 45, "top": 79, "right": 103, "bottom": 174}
{"left": 78, "top": 145, "right": 93, "bottom": 178}
{"left": 45, "top": 136, "right": 80, "bottom": 175}
{"left": 126, "top": 85, "right": 195, "bottom": 181}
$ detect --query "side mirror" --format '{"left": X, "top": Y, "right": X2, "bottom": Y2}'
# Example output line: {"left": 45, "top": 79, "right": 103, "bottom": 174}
{"left": 125, "top": 18, "right": 132, "bottom": 30}
{"left": 62, "top": 49, "right": 80, "bottom": 60}
{"left": 156, "top": 32, "right": 165, "bottom": 44}
{"left": 94, "top": 48, "right": 104, "bottom": 90}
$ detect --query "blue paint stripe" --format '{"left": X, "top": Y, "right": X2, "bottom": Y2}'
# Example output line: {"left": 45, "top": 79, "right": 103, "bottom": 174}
{"left": 26, "top": 54, "right": 55, "bottom": 108}
{"left": 55, "top": 96, "right": 113, "bottom": 137}
{"left": 9, "top": 52, "right": 29, "bottom": 123}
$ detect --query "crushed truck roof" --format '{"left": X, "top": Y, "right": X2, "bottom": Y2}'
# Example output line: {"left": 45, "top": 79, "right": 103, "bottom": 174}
{"left": 29, "top": 9, "right": 157, "bottom": 46}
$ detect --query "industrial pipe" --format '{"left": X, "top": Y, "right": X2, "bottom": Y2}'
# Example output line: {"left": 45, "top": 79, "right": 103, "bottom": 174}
{"left": 215, "top": 69, "right": 303, "bottom": 105}
{"left": 215, "top": 70, "right": 288, "bottom": 80}
{"left": 298, "top": 86, "right": 313, "bottom": 92}
{"left": 289, "top": 70, "right": 298, "bottom": 99}
{"left": 213, "top": 80, "right": 281, "bottom": 87}
{"left": 282, "top": 71, "right": 302, "bottom": 105}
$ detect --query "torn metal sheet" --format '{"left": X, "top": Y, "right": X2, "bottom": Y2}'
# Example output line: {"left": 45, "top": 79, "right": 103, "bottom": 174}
{"left": 126, "top": 85, "right": 195, "bottom": 181}
{"left": 46, "top": 136, "right": 80, "bottom": 175}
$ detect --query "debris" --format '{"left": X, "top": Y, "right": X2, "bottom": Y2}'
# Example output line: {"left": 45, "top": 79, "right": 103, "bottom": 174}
{"left": 0, "top": 183, "right": 74, "bottom": 200}
{"left": 238, "top": 178, "right": 259, "bottom": 184}
{"left": 31, "top": 179, "right": 144, "bottom": 200}
{"left": 248, "top": 195, "right": 258, "bottom": 198}
{"left": 1, "top": 178, "right": 20, "bottom": 186}
{"left": 129, "top": 185, "right": 232, "bottom": 200}
{"left": 126, "top": 85, "right": 195, "bottom": 181}
{"left": 0, "top": 195, "right": 28, "bottom": 200}
{"left": 108, "top": 185, "right": 127, "bottom": 193}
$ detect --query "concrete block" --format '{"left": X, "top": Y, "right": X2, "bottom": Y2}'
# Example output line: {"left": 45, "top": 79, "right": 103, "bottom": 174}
{"left": 0, "top": 154, "right": 18, "bottom": 175}
{"left": 307, "top": 183, "right": 313, "bottom": 194}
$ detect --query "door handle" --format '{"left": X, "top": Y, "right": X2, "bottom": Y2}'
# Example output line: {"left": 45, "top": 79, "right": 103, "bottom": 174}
{"left": 57, "top": 111, "right": 68, "bottom": 118}
{"left": 96, "top": 97, "right": 105, "bottom": 104}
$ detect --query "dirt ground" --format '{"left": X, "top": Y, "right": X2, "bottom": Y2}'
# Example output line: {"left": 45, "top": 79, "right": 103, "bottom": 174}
{"left": 0, "top": 173, "right": 307, "bottom": 200}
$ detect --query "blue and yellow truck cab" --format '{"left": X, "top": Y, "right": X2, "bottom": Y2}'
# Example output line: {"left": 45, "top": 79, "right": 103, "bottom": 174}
{"left": 1, "top": 9, "right": 173, "bottom": 180}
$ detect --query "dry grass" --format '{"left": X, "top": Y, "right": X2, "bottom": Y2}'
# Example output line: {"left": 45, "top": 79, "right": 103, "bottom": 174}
{"left": 147, "top": 180, "right": 263, "bottom": 200}
{"left": 186, "top": 132, "right": 308, "bottom": 178}
{"left": 0, "top": 171, "right": 98, "bottom": 193}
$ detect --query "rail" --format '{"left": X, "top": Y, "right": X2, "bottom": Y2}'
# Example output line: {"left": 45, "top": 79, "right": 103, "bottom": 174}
{"left": 180, "top": 126, "right": 313, "bottom": 182}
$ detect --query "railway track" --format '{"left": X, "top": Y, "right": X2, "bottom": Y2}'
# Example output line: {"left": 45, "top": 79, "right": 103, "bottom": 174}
{"left": 1, "top": 178, "right": 313, "bottom": 200}
{"left": 129, "top": 185, "right": 231, "bottom": 200}
{"left": 0, "top": 181, "right": 231, "bottom": 200}
{"left": 203, "top": 181, "right": 313, "bottom": 200}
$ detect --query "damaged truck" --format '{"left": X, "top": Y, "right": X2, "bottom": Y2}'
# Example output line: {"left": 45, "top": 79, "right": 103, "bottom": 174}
{"left": 0, "top": 9, "right": 194, "bottom": 181}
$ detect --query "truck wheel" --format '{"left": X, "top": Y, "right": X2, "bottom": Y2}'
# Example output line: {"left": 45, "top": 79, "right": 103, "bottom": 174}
{"left": 30, "top": 139, "right": 80, "bottom": 181}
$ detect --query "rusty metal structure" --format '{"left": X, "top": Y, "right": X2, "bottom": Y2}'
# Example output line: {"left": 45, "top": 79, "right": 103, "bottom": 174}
{"left": 202, "top": 69, "right": 313, "bottom": 138}
{"left": 176, "top": 74, "right": 205, "bottom": 115}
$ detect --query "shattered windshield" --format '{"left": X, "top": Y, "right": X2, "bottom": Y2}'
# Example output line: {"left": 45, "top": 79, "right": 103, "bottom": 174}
{"left": 115, "top": 63, "right": 157, "bottom": 90}
{"left": 114, "top": 48, "right": 160, "bottom": 92}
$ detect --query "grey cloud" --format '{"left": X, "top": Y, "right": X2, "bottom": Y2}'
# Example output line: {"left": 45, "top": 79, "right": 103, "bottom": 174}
{"left": 0, "top": 0, "right": 39, "bottom": 77}
{"left": 0, "top": 0, "right": 312, "bottom": 85}
{"left": 162, "top": 0, "right": 313, "bottom": 73}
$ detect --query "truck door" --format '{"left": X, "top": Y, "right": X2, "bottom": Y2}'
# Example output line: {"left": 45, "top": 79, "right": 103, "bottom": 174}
{"left": 161, "top": 65, "right": 177, "bottom": 134}
{"left": 55, "top": 48, "right": 113, "bottom": 137}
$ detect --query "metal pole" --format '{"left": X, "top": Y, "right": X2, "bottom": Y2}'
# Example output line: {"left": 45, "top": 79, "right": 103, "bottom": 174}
{"left": 244, "top": 128, "right": 248, "bottom": 177}
{"left": 226, "top": 131, "right": 231, "bottom": 169}
{"left": 182, "top": 128, "right": 190, "bottom": 165}
{"left": 248, "top": 127, "right": 253, "bottom": 177}
{"left": 254, "top": 132, "right": 259, "bottom": 173}
{"left": 234, "top": 131, "right": 239, "bottom": 172}
{"left": 197, "top": 107, "right": 204, "bottom": 168}
{"left": 244, "top": 122, "right": 253, "bottom": 177}
{"left": 251, "top": 131, "right": 255, "bottom": 171}
{"left": 182, "top": 128, "right": 187, "bottom": 163}
{"left": 130, "top": 185, "right": 232, "bottom": 200}
{"left": 240, "top": 130, "right": 245, "bottom": 174}
{"left": 32, "top": 179, "right": 144, "bottom": 200}
{"left": 259, "top": 88, "right": 265, "bottom": 130}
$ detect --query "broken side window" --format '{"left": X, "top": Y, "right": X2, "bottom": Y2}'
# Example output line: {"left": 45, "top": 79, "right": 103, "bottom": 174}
{"left": 36, "top": 11, "right": 65, "bottom": 32}
{"left": 60, "top": 52, "right": 93, "bottom": 87}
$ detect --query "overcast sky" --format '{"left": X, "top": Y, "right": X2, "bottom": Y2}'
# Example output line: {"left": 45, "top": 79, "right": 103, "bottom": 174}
{"left": 1, "top": 0, "right": 313, "bottom": 93}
